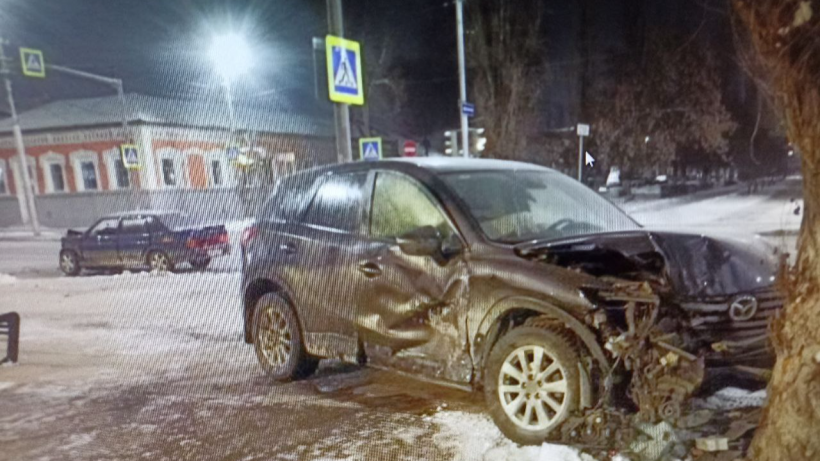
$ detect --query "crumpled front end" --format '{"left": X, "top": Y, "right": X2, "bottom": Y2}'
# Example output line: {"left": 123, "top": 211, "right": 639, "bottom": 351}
{"left": 517, "top": 229, "right": 785, "bottom": 369}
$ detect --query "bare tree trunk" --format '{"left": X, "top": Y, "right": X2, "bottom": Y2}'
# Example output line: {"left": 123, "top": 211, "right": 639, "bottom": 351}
{"left": 734, "top": 2, "right": 820, "bottom": 460}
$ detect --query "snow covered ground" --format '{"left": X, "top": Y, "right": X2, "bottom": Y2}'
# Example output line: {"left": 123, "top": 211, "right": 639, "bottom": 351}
{"left": 623, "top": 178, "right": 802, "bottom": 255}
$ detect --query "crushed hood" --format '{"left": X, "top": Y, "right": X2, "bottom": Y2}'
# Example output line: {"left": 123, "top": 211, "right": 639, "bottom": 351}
{"left": 517, "top": 230, "right": 781, "bottom": 299}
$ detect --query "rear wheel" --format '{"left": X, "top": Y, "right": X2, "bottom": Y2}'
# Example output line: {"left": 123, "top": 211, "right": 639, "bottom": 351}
{"left": 59, "top": 251, "right": 81, "bottom": 276}
{"left": 484, "top": 326, "right": 581, "bottom": 445}
{"left": 147, "top": 251, "right": 174, "bottom": 272}
{"left": 252, "top": 293, "right": 318, "bottom": 381}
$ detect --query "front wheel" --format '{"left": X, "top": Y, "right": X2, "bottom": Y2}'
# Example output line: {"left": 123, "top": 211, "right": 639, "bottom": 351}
{"left": 252, "top": 293, "right": 318, "bottom": 381}
{"left": 59, "top": 250, "right": 81, "bottom": 276}
{"left": 484, "top": 326, "right": 581, "bottom": 445}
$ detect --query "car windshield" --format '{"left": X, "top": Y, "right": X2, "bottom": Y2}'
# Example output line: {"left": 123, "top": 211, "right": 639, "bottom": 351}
{"left": 441, "top": 170, "right": 639, "bottom": 243}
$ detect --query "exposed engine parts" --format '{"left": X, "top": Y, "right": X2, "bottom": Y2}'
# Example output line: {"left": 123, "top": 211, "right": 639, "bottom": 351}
{"left": 554, "top": 280, "right": 713, "bottom": 459}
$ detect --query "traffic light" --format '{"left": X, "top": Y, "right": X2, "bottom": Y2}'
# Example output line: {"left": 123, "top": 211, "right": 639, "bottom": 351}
{"left": 443, "top": 128, "right": 485, "bottom": 156}
{"left": 444, "top": 130, "right": 458, "bottom": 155}
{"left": 470, "top": 128, "right": 487, "bottom": 154}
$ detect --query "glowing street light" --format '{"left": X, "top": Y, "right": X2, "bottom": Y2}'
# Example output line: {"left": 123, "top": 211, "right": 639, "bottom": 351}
{"left": 208, "top": 32, "right": 253, "bottom": 82}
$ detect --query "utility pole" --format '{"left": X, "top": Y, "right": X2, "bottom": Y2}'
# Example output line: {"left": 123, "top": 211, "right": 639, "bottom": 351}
{"left": 0, "top": 39, "right": 39, "bottom": 236}
{"left": 327, "top": 0, "right": 353, "bottom": 163}
{"left": 455, "top": 0, "right": 470, "bottom": 158}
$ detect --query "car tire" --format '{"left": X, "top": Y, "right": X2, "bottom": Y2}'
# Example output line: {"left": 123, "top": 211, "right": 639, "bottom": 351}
{"left": 59, "top": 250, "right": 81, "bottom": 276}
{"left": 252, "top": 293, "right": 318, "bottom": 381}
{"left": 484, "top": 326, "right": 581, "bottom": 445}
{"left": 147, "top": 251, "right": 174, "bottom": 273}
{"left": 190, "top": 257, "right": 211, "bottom": 271}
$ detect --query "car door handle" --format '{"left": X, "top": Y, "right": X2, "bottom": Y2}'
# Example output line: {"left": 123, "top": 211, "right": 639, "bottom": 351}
{"left": 358, "top": 262, "right": 382, "bottom": 277}
{"left": 278, "top": 243, "right": 297, "bottom": 255}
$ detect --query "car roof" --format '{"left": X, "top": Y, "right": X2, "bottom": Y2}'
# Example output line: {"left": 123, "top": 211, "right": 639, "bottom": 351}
{"left": 379, "top": 157, "right": 550, "bottom": 173}
{"left": 102, "top": 210, "right": 185, "bottom": 219}
{"left": 296, "top": 157, "right": 552, "bottom": 178}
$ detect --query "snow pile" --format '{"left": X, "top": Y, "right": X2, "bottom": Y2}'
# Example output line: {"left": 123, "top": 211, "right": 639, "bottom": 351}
{"left": 0, "top": 273, "right": 17, "bottom": 285}
{"left": 429, "top": 411, "right": 597, "bottom": 461}
{"left": 701, "top": 387, "right": 767, "bottom": 410}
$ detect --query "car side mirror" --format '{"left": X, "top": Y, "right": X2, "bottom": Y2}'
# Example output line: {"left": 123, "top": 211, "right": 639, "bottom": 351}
{"left": 397, "top": 226, "right": 442, "bottom": 257}
{"left": 440, "top": 232, "right": 464, "bottom": 258}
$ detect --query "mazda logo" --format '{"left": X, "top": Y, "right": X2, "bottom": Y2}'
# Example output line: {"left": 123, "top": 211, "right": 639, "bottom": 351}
{"left": 729, "top": 295, "right": 758, "bottom": 322}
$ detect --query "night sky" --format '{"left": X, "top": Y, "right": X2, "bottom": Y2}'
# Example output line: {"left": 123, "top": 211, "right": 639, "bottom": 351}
{"left": 0, "top": 0, "right": 724, "bottom": 137}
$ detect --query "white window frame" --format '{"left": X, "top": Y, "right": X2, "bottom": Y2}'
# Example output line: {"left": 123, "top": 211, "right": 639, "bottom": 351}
{"left": 102, "top": 148, "right": 131, "bottom": 190}
{"left": 10, "top": 155, "right": 39, "bottom": 195}
{"left": 202, "top": 149, "right": 235, "bottom": 188}
{"left": 39, "top": 152, "right": 68, "bottom": 194}
{"left": 69, "top": 150, "right": 102, "bottom": 192}
{"left": 156, "top": 147, "right": 187, "bottom": 188}
{"left": 0, "top": 158, "right": 9, "bottom": 195}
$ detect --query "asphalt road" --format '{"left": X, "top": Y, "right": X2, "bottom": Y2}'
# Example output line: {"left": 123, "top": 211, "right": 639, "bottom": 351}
{"left": 0, "top": 239, "right": 62, "bottom": 279}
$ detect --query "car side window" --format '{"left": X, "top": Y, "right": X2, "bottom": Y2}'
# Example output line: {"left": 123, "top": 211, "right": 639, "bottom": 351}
{"left": 370, "top": 172, "right": 453, "bottom": 239}
{"left": 263, "top": 174, "right": 316, "bottom": 223}
{"left": 89, "top": 218, "right": 119, "bottom": 236}
{"left": 302, "top": 172, "right": 368, "bottom": 233}
{"left": 120, "top": 217, "right": 149, "bottom": 234}
{"left": 145, "top": 217, "right": 164, "bottom": 233}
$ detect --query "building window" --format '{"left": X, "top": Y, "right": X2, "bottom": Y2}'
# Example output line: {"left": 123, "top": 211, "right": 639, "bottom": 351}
{"left": 49, "top": 164, "right": 66, "bottom": 192}
{"left": 162, "top": 158, "right": 177, "bottom": 186}
{"left": 114, "top": 159, "right": 130, "bottom": 188}
{"left": 0, "top": 161, "right": 7, "bottom": 194}
{"left": 41, "top": 153, "right": 67, "bottom": 193}
{"left": 102, "top": 148, "right": 131, "bottom": 190}
{"left": 70, "top": 150, "right": 101, "bottom": 192}
{"left": 211, "top": 160, "right": 223, "bottom": 186}
{"left": 16, "top": 162, "right": 40, "bottom": 195}
{"left": 81, "top": 161, "right": 98, "bottom": 190}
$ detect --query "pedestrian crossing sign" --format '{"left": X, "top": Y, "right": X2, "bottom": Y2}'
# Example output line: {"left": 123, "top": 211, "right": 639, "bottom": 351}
{"left": 326, "top": 35, "right": 364, "bottom": 106}
{"left": 359, "top": 137, "right": 382, "bottom": 162}
{"left": 20, "top": 48, "right": 45, "bottom": 78}
{"left": 120, "top": 144, "right": 140, "bottom": 170}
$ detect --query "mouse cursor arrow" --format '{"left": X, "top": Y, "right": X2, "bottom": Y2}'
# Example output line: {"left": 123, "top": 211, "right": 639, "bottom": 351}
{"left": 585, "top": 151, "right": 595, "bottom": 167}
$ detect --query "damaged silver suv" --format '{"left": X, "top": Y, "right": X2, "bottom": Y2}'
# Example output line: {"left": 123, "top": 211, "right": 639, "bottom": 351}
{"left": 240, "top": 158, "right": 782, "bottom": 445}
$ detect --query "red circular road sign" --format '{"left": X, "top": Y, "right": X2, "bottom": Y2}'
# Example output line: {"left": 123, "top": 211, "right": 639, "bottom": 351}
{"left": 403, "top": 140, "right": 417, "bottom": 157}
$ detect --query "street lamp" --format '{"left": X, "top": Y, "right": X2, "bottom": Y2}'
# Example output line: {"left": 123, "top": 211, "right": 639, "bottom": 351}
{"left": 208, "top": 32, "right": 253, "bottom": 83}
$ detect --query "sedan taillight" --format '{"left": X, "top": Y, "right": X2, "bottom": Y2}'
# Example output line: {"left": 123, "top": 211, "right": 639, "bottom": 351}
{"left": 241, "top": 225, "right": 258, "bottom": 248}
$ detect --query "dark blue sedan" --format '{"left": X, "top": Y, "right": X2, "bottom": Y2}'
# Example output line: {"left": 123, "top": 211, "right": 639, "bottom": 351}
{"left": 59, "top": 211, "right": 230, "bottom": 275}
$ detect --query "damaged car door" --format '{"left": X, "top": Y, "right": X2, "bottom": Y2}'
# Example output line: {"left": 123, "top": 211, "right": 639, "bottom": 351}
{"left": 355, "top": 170, "right": 473, "bottom": 385}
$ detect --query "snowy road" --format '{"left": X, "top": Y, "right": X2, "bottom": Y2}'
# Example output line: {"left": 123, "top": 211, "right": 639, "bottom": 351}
{"left": 0, "top": 179, "right": 799, "bottom": 461}
{"left": 0, "top": 272, "right": 508, "bottom": 461}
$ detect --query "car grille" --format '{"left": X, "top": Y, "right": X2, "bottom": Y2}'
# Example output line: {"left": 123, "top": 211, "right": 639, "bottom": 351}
{"left": 682, "top": 288, "right": 783, "bottom": 356}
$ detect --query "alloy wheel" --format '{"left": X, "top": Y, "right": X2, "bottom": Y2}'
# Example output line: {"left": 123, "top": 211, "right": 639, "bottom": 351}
{"left": 60, "top": 253, "right": 76, "bottom": 273}
{"left": 149, "top": 252, "right": 169, "bottom": 272}
{"left": 257, "top": 305, "right": 293, "bottom": 367}
{"left": 497, "top": 344, "right": 570, "bottom": 431}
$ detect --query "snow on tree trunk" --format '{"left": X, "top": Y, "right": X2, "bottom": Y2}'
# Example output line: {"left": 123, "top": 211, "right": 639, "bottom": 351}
{"left": 734, "top": 1, "right": 820, "bottom": 460}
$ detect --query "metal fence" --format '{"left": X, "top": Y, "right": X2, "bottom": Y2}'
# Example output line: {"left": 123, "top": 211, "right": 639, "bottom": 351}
{"left": 1, "top": 186, "right": 276, "bottom": 229}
